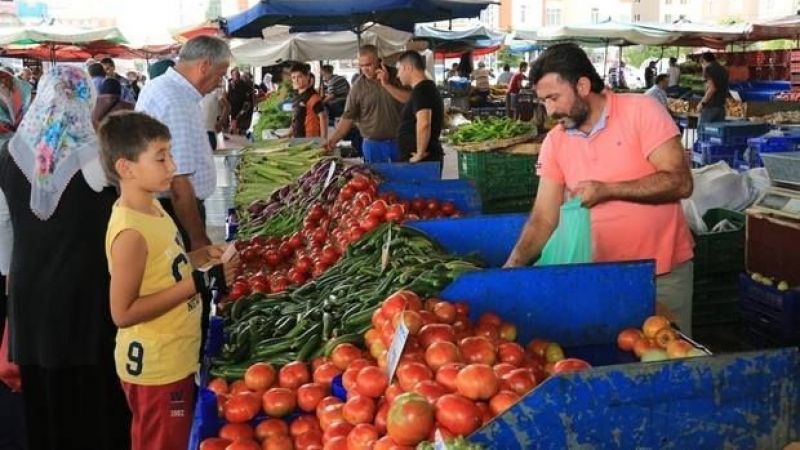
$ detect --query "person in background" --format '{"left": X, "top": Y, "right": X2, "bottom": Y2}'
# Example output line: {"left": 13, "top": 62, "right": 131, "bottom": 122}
{"left": 0, "top": 65, "right": 131, "bottom": 450}
{"left": 505, "top": 43, "right": 694, "bottom": 334}
{"left": 29, "top": 66, "right": 42, "bottom": 94}
{"left": 289, "top": 63, "right": 327, "bottom": 139}
{"left": 88, "top": 62, "right": 107, "bottom": 92}
{"left": 644, "top": 60, "right": 657, "bottom": 89}
{"left": 645, "top": 74, "right": 670, "bottom": 109}
{"left": 98, "top": 111, "right": 237, "bottom": 450}
{"left": 496, "top": 63, "right": 512, "bottom": 85}
{"left": 668, "top": 57, "right": 680, "bottom": 87}
{"left": 16, "top": 68, "right": 32, "bottom": 86}
{"left": 92, "top": 78, "right": 134, "bottom": 130}
{"left": 260, "top": 72, "right": 274, "bottom": 95}
{"left": 697, "top": 52, "right": 729, "bottom": 126}
{"left": 325, "top": 45, "right": 406, "bottom": 162}
{"left": 508, "top": 61, "right": 528, "bottom": 118}
{"left": 447, "top": 62, "right": 460, "bottom": 79}
{"left": 200, "top": 82, "right": 229, "bottom": 150}
{"left": 471, "top": 61, "right": 493, "bottom": 102}
{"left": 227, "top": 68, "right": 247, "bottom": 134}
{"left": 148, "top": 59, "right": 174, "bottom": 80}
{"left": 100, "top": 58, "right": 136, "bottom": 104}
{"left": 396, "top": 50, "right": 444, "bottom": 167}
{"left": 126, "top": 71, "right": 141, "bottom": 101}
{"left": 235, "top": 72, "right": 256, "bottom": 135}
{"left": 320, "top": 64, "right": 350, "bottom": 124}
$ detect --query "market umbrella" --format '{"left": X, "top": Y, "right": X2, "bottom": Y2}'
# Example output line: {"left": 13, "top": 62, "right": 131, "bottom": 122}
{"left": 223, "top": 0, "right": 495, "bottom": 39}
{"left": 0, "top": 24, "right": 128, "bottom": 63}
{"left": 749, "top": 13, "right": 800, "bottom": 41}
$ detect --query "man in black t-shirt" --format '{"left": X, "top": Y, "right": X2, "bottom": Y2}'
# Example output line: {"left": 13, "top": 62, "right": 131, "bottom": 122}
{"left": 395, "top": 50, "right": 444, "bottom": 165}
{"left": 698, "top": 52, "right": 729, "bottom": 126}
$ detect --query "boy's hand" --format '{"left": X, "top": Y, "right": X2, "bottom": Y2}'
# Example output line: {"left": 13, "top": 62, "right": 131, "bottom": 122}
{"left": 192, "top": 264, "right": 229, "bottom": 304}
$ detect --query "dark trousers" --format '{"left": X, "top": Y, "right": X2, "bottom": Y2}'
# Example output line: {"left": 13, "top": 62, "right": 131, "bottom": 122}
{"left": 0, "top": 381, "right": 25, "bottom": 450}
{"left": 19, "top": 362, "right": 131, "bottom": 450}
{"left": 158, "top": 198, "right": 211, "bottom": 362}
{"left": 207, "top": 131, "right": 217, "bottom": 151}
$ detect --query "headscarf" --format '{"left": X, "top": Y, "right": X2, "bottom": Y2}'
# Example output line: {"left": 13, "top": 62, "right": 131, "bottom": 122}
{"left": 261, "top": 73, "right": 274, "bottom": 93}
{"left": 8, "top": 65, "right": 105, "bottom": 220}
{"left": 0, "top": 70, "right": 32, "bottom": 146}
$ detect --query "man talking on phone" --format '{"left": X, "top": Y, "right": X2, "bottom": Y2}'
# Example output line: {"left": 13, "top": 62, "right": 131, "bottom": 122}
{"left": 325, "top": 45, "right": 408, "bottom": 163}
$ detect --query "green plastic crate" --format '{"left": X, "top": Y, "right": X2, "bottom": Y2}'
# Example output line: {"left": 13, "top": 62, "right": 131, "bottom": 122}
{"left": 481, "top": 196, "right": 534, "bottom": 214}
{"left": 692, "top": 272, "right": 740, "bottom": 326}
{"left": 457, "top": 151, "right": 539, "bottom": 202}
{"left": 693, "top": 208, "right": 745, "bottom": 276}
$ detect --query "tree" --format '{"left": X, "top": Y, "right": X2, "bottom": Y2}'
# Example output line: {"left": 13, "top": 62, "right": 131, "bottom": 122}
{"left": 622, "top": 45, "right": 679, "bottom": 69}
{"left": 205, "top": 0, "right": 222, "bottom": 21}
{"left": 496, "top": 47, "right": 523, "bottom": 68}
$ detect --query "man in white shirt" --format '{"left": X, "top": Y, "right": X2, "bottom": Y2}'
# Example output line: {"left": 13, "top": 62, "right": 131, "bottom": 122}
{"left": 645, "top": 74, "right": 670, "bottom": 108}
{"left": 199, "top": 83, "right": 229, "bottom": 150}
{"left": 136, "top": 35, "right": 231, "bottom": 250}
{"left": 668, "top": 57, "right": 680, "bottom": 87}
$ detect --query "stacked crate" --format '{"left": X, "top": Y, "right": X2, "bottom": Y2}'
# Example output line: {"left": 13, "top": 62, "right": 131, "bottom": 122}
{"left": 693, "top": 122, "right": 771, "bottom": 167}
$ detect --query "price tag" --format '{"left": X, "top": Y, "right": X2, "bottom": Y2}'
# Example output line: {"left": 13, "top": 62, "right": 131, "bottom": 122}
{"left": 385, "top": 311, "right": 409, "bottom": 380}
{"left": 323, "top": 160, "right": 337, "bottom": 190}
{"left": 380, "top": 225, "right": 392, "bottom": 271}
{"left": 434, "top": 429, "right": 447, "bottom": 450}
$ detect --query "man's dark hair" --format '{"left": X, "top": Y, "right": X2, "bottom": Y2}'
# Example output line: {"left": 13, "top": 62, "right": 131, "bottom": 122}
{"left": 503, "top": 64, "right": 510, "bottom": 71}
{"left": 398, "top": 50, "right": 425, "bottom": 71}
{"left": 669, "top": 57, "right": 677, "bottom": 65}
{"left": 519, "top": 61, "right": 528, "bottom": 70}
{"left": 529, "top": 43, "right": 605, "bottom": 93}
{"left": 321, "top": 65, "right": 334, "bottom": 75}
{"left": 98, "top": 111, "right": 171, "bottom": 184}
{"left": 88, "top": 63, "right": 106, "bottom": 78}
{"left": 701, "top": 52, "right": 716, "bottom": 62}
{"left": 290, "top": 62, "right": 311, "bottom": 75}
{"left": 655, "top": 74, "right": 669, "bottom": 84}
{"left": 99, "top": 57, "right": 115, "bottom": 67}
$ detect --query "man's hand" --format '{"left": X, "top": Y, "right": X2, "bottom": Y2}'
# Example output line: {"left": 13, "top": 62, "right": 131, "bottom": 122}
{"left": 502, "top": 256, "right": 524, "bottom": 268}
{"left": 377, "top": 64, "right": 390, "bottom": 86}
{"left": 409, "top": 152, "right": 426, "bottom": 163}
{"left": 574, "top": 180, "right": 610, "bottom": 208}
{"left": 323, "top": 137, "right": 338, "bottom": 153}
{"left": 695, "top": 102, "right": 704, "bottom": 113}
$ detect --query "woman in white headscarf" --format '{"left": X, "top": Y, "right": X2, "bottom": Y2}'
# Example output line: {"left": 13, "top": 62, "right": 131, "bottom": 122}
{"left": 0, "top": 65, "right": 130, "bottom": 450}
{"left": 260, "top": 72, "right": 274, "bottom": 94}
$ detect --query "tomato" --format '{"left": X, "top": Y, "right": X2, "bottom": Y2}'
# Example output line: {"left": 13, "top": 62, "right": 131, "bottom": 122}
{"left": 346, "top": 423, "right": 379, "bottom": 450}
{"left": 294, "top": 256, "right": 314, "bottom": 275}
{"left": 435, "top": 363, "right": 463, "bottom": 393}
{"left": 271, "top": 276, "right": 289, "bottom": 293}
{"left": 322, "top": 435, "right": 347, "bottom": 450}
{"left": 384, "top": 204, "right": 405, "bottom": 223}
{"left": 354, "top": 192, "right": 375, "bottom": 209}
{"left": 642, "top": 315, "right": 671, "bottom": 339}
{"left": 435, "top": 394, "right": 482, "bottom": 436}
{"left": 431, "top": 301, "right": 456, "bottom": 324}
{"left": 497, "top": 342, "right": 525, "bottom": 367}
{"left": 250, "top": 279, "right": 270, "bottom": 294}
{"left": 230, "top": 281, "right": 251, "bottom": 299}
{"left": 245, "top": 362, "right": 277, "bottom": 392}
{"left": 552, "top": 358, "right": 592, "bottom": 374}
{"left": 323, "top": 420, "right": 353, "bottom": 442}
{"left": 418, "top": 324, "right": 456, "bottom": 349}
{"left": 417, "top": 310, "right": 436, "bottom": 327}
{"left": 492, "top": 362, "right": 517, "bottom": 379}
{"left": 297, "top": 382, "right": 328, "bottom": 412}
{"left": 367, "top": 200, "right": 388, "bottom": 220}
{"left": 410, "top": 198, "right": 426, "bottom": 213}
{"left": 396, "top": 362, "right": 433, "bottom": 392}
{"left": 654, "top": 327, "right": 678, "bottom": 349}
{"left": 476, "top": 400, "right": 493, "bottom": 424}
{"left": 474, "top": 323, "right": 500, "bottom": 342}
{"left": 425, "top": 199, "right": 440, "bottom": 212}
{"left": 355, "top": 366, "right": 388, "bottom": 398}
{"left": 477, "top": 312, "right": 502, "bottom": 328}
{"left": 343, "top": 395, "right": 376, "bottom": 425}
{"left": 288, "top": 232, "right": 304, "bottom": 250}
{"left": 224, "top": 438, "right": 260, "bottom": 450}
{"left": 489, "top": 390, "right": 520, "bottom": 416}
{"left": 294, "top": 430, "right": 323, "bottom": 450}
{"left": 391, "top": 310, "right": 423, "bottom": 335}
{"left": 263, "top": 434, "right": 294, "bottom": 450}
{"left": 199, "top": 437, "right": 231, "bottom": 450}
{"left": 320, "top": 245, "right": 339, "bottom": 266}
{"left": 349, "top": 176, "right": 369, "bottom": 192}
{"left": 411, "top": 380, "right": 447, "bottom": 404}
{"left": 290, "top": 415, "right": 322, "bottom": 438}
{"left": 331, "top": 343, "right": 362, "bottom": 370}
{"left": 341, "top": 367, "right": 360, "bottom": 393}
{"left": 277, "top": 361, "right": 310, "bottom": 390}
{"left": 255, "top": 418, "right": 289, "bottom": 442}
{"left": 440, "top": 201, "right": 456, "bottom": 216}
{"left": 502, "top": 368, "right": 538, "bottom": 395}
{"left": 262, "top": 388, "right": 296, "bottom": 417}
{"left": 339, "top": 185, "right": 355, "bottom": 201}
{"left": 424, "top": 341, "right": 461, "bottom": 371}
{"left": 545, "top": 342, "right": 565, "bottom": 363}
{"left": 459, "top": 336, "right": 497, "bottom": 366}
{"left": 225, "top": 392, "right": 261, "bottom": 423}
{"left": 384, "top": 383, "right": 405, "bottom": 405}
{"left": 526, "top": 339, "right": 550, "bottom": 358}
{"left": 498, "top": 322, "right": 518, "bottom": 342}
{"left": 220, "top": 423, "right": 255, "bottom": 441}
{"left": 313, "top": 362, "right": 341, "bottom": 387}
{"left": 455, "top": 364, "right": 498, "bottom": 401}
{"left": 288, "top": 268, "right": 307, "bottom": 286}
{"left": 316, "top": 395, "right": 343, "bottom": 417}
{"left": 374, "top": 435, "right": 415, "bottom": 450}
{"left": 317, "top": 402, "right": 345, "bottom": 431}
{"left": 386, "top": 392, "right": 435, "bottom": 446}
{"left": 208, "top": 377, "right": 229, "bottom": 396}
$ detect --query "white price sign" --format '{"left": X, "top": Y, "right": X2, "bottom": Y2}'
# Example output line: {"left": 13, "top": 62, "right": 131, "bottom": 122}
{"left": 385, "top": 313, "right": 409, "bottom": 380}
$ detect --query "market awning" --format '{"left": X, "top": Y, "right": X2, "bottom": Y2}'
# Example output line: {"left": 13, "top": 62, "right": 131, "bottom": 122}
{"left": 0, "top": 24, "right": 128, "bottom": 46}
{"left": 223, "top": 0, "right": 495, "bottom": 39}
{"left": 230, "top": 24, "right": 412, "bottom": 66}
{"left": 531, "top": 19, "right": 678, "bottom": 46}
{"left": 750, "top": 13, "right": 800, "bottom": 40}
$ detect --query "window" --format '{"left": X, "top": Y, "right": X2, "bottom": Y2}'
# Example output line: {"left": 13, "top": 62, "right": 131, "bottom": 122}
{"left": 520, "top": 4, "right": 527, "bottom": 24}
{"left": 679, "top": 14, "right": 686, "bottom": 19}
{"left": 680, "top": 0, "right": 687, "bottom": 3}
{"left": 665, "top": 14, "right": 672, "bottom": 23}
{"left": 634, "top": 14, "right": 641, "bottom": 22}
{"left": 591, "top": 8, "right": 599, "bottom": 23}
{"left": 545, "top": 8, "right": 561, "bottom": 26}
{"left": 665, "top": 0, "right": 672, "bottom": 4}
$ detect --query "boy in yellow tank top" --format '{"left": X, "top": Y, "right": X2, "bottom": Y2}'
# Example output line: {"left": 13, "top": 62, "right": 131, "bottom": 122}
{"left": 98, "top": 111, "right": 238, "bottom": 450}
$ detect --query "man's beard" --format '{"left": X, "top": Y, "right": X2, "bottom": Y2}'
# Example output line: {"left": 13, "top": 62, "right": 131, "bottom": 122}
{"left": 552, "top": 97, "right": 590, "bottom": 130}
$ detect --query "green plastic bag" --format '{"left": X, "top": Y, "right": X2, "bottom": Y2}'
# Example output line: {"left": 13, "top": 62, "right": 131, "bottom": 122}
{"left": 535, "top": 197, "right": 592, "bottom": 266}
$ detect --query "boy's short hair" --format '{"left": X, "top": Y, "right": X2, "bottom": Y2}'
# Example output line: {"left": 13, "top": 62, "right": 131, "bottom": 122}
{"left": 290, "top": 62, "right": 311, "bottom": 76}
{"left": 98, "top": 111, "right": 171, "bottom": 184}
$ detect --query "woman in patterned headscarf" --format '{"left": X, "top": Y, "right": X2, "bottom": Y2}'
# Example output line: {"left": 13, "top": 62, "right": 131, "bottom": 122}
{"left": 0, "top": 66, "right": 130, "bottom": 450}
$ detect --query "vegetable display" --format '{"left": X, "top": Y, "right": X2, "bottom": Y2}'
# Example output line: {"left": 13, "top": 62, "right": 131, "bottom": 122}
{"left": 448, "top": 117, "right": 535, "bottom": 145}
{"left": 617, "top": 315, "right": 708, "bottom": 362}
{"left": 212, "top": 224, "right": 480, "bottom": 379}
{"left": 252, "top": 85, "right": 292, "bottom": 142}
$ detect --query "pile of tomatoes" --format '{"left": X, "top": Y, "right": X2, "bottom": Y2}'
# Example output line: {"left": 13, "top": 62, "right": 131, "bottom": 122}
{"left": 227, "top": 176, "right": 461, "bottom": 302}
{"left": 201, "top": 290, "right": 591, "bottom": 450}
{"left": 617, "top": 315, "right": 705, "bottom": 362}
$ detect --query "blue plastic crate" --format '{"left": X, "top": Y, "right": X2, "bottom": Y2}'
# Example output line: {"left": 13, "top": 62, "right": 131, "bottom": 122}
{"left": 692, "top": 141, "right": 745, "bottom": 166}
{"left": 739, "top": 273, "right": 800, "bottom": 344}
{"left": 699, "top": 122, "right": 771, "bottom": 146}
{"left": 369, "top": 162, "right": 441, "bottom": 182}
{"left": 744, "top": 135, "right": 800, "bottom": 167}
{"left": 379, "top": 179, "right": 482, "bottom": 216}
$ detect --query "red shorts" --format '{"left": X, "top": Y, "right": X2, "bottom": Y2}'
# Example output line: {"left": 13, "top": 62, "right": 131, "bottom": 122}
{"left": 121, "top": 374, "right": 195, "bottom": 450}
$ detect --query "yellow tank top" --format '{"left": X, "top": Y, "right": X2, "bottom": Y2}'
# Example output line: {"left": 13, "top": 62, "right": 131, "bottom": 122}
{"left": 105, "top": 200, "right": 201, "bottom": 385}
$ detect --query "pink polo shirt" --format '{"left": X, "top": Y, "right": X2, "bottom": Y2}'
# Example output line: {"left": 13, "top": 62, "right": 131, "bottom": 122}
{"left": 537, "top": 91, "right": 694, "bottom": 275}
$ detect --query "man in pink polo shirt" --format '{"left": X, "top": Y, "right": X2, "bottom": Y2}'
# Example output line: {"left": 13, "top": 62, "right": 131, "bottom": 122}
{"left": 505, "top": 43, "right": 695, "bottom": 334}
